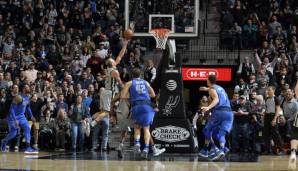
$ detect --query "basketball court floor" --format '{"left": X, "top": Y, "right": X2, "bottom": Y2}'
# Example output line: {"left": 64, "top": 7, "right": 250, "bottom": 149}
{"left": 0, "top": 151, "right": 293, "bottom": 171}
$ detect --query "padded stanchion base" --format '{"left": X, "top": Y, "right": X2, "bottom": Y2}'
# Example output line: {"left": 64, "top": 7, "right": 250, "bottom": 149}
{"left": 151, "top": 118, "right": 198, "bottom": 153}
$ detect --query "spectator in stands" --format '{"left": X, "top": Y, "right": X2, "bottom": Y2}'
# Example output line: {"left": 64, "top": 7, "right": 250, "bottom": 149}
{"left": 250, "top": 94, "right": 265, "bottom": 153}
{"left": 39, "top": 108, "right": 55, "bottom": 149}
{"left": 247, "top": 74, "right": 258, "bottom": 92}
{"left": 30, "top": 94, "right": 43, "bottom": 149}
{"left": 0, "top": 72, "right": 8, "bottom": 89}
{"left": 231, "top": 95, "right": 251, "bottom": 152}
{"left": 120, "top": 67, "right": 130, "bottom": 83}
{"left": 144, "top": 60, "right": 157, "bottom": 84}
{"left": 24, "top": 64, "right": 38, "bottom": 84}
{"left": 234, "top": 78, "right": 249, "bottom": 97}
{"left": 78, "top": 71, "right": 93, "bottom": 90}
{"left": 96, "top": 42, "right": 108, "bottom": 60}
{"left": 263, "top": 86, "right": 284, "bottom": 155}
{"left": 54, "top": 94, "right": 68, "bottom": 118}
{"left": 268, "top": 15, "right": 282, "bottom": 39}
{"left": 54, "top": 109, "right": 70, "bottom": 151}
{"left": 243, "top": 19, "right": 258, "bottom": 48}
{"left": 82, "top": 89, "right": 92, "bottom": 110}
{"left": 69, "top": 95, "right": 90, "bottom": 151}
{"left": 230, "top": 22, "right": 242, "bottom": 49}
{"left": 237, "top": 56, "right": 256, "bottom": 82}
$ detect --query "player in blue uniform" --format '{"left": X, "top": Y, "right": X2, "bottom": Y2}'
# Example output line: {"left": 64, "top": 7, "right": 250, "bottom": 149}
{"left": 121, "top": 68, "right": 156, "bottom": 159}
{"left": 198, "top": 75, "right": 233, "bottom": 160}
{"left": 1, "top": 84, "right": 38, "bottom": 154}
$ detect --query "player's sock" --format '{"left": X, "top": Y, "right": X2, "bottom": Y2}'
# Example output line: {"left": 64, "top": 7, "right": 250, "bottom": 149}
{"left": 143, "top": 144, "right": 149, "bottom": 153}
{"left": 134, "top": 139, "right": 140, "bottom": 146}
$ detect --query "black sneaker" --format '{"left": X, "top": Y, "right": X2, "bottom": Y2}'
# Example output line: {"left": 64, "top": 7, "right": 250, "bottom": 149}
{"left": 118, "top": 149, "right": 123, "bottom": 158}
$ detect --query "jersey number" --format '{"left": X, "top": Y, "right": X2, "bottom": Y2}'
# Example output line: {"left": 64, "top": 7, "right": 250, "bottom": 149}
{"left": 136, "top": 84, "right": 146, "bottom": 94}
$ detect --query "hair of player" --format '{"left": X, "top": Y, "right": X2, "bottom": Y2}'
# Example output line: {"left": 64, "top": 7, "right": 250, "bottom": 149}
{"left": 132, "top": 68, "right": 141, "bottom": 78}
{"left": 208, "top": 75, "right": 217, "bottom": 84}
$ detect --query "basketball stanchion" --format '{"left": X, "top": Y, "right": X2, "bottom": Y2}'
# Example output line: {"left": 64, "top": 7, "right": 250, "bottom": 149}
{"left": 150, "top": 28, "right": 198, "bottom": 153}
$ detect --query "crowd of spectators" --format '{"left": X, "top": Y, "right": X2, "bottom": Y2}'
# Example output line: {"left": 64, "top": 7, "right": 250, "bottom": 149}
{"left": 216, "top": 0, "right": 298, "bottom": 154}
{"left": 0, "top": 0, "right": 158, "bottom": 151}
{"left": 220, "top": 0, "right": 298, "bottom": 50}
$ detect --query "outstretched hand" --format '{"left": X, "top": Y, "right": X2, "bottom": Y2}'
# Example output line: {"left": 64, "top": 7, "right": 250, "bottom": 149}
{"left": 199, "top": 87, "right": 209, "bottom": 91}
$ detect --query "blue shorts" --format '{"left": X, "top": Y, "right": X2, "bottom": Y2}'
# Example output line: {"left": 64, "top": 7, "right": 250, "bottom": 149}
{"left": 131, "top": 104, "right": 155, "bottom": 127}
{"left": 204, "top": 110, "right": 234, "bottom": 133}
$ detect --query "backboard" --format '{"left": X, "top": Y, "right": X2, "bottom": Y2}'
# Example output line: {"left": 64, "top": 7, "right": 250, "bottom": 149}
{"left": 125, "top": 0, "right": 200, "bottom": 38}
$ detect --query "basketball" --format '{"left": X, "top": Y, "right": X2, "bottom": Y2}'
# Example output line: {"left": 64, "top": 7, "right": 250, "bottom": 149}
{"left": 123, "top": 29, "right": 134, "bottom": 40}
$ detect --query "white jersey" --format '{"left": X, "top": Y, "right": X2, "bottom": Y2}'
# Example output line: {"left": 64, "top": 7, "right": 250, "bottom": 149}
{"left": 105, "top": 67, "right": 119, "bottom": 94}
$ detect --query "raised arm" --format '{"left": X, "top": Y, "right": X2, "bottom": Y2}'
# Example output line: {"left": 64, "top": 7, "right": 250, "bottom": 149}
{"left": 115, "top": 40, "right": 129, "bottom": 65}
{"left": 255, "top": 51, "right": 262, "bottom": 65}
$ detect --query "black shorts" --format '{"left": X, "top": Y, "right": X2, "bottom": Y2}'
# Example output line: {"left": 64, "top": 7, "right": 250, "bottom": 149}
{"left": 291, "top": 127, "right": 298, "bottom": 140}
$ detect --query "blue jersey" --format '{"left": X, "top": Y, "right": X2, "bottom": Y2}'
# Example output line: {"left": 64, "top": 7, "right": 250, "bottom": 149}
{"left": 213, "top": 85, "right": 231, "bottom": 110}
{"left": 8, "top": 94, "right": 33, "bottom": 121}
{"left": 130, "top": 79, "right": 150, "bottom": 103}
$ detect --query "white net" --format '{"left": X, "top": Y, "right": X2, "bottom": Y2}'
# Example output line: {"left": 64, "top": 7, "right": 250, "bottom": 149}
{"left": 149, "top": 29, "right": 171, "bottom": 49}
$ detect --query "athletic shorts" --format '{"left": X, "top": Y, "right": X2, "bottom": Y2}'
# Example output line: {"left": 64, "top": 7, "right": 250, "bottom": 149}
{"left": 131, "top": 104, "right": 155, "bottom": 127}
{"left": 100, "top": 89, "right": 113, "bottom": 112}
{"left": 29, "top": 121, "right": 40, "bottom": 130}
{"left": 204, "top": 110, "right": 234, "bottom": 133}
{"left": 116, "top": 99, "right": 133, "bottom": 131}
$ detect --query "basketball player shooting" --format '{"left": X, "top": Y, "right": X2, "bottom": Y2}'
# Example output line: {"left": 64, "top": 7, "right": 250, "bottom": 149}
{"left": 198, "top": 75, "right": 234, "bottom": 160}
{"left": 91, "top": 38, "right": 129, "bottom": 127}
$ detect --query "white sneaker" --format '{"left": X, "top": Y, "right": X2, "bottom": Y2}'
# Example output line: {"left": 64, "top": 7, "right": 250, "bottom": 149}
{"left": 134, "top": 144, "right": 141, "bottom": 154}
{"left": 5, "top": 146, "right": 10, "bottom": 152}
{"left": 117, "top": 143, "right": 124, "bottom": 151}
{"left": 288, "top": 152, "right": 297, "bottom": 170}
{"left": 14, "top": 146, "right": 19, "bottom": 152}
{"left": 152, "top": 147, "right": 166, "bottom": 156}
{"left": 33, "top": 144, "right": 38, "bottom": 150}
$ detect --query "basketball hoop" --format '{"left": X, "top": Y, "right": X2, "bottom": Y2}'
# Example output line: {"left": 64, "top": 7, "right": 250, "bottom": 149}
{"left": 149, "top": 28, "right": 171, "bottom": 50}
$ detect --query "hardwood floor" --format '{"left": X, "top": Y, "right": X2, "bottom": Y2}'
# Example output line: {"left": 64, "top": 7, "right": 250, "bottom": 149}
{"left": 0, "top": 152, "right": 295, "bottom": 171}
